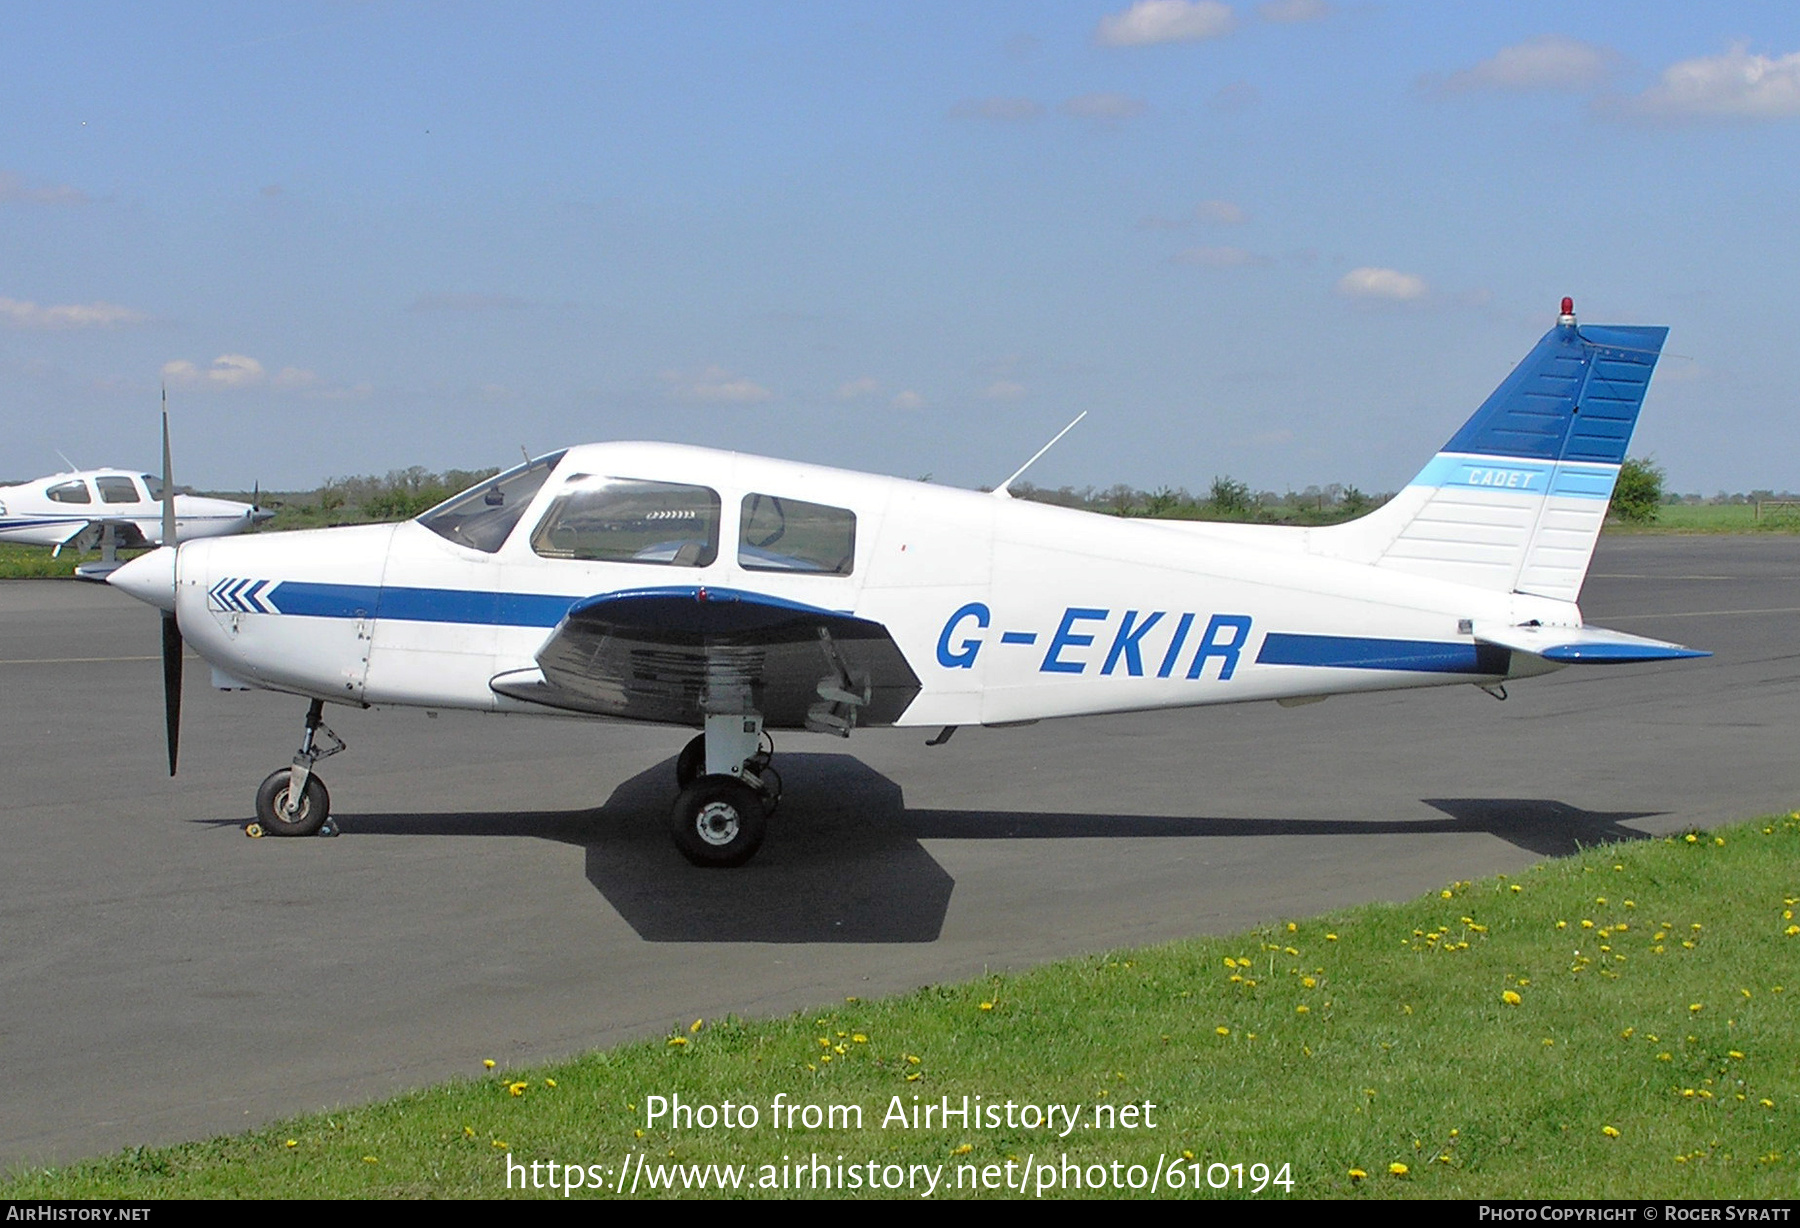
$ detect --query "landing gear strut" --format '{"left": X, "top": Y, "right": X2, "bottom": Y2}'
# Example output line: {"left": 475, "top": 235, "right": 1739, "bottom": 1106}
{"left": 246, "top": 699, "right": 345, "bottom": 838}
{"left": 668, "top": 714, "right": 781, "bottom": 867}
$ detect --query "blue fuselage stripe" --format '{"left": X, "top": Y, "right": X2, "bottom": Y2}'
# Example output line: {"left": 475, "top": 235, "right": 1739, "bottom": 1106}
{"left": 270, "top": 582, "right": 577, "bottom": 626}
{"left": 1257, "top": 632, "right": 1509, "bottom": 675}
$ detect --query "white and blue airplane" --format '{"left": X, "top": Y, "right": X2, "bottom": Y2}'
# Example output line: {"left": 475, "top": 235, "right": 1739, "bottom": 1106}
{"left": 109, "top": 299, "right": 1704, "bottom": 865}
{"left": 0, "top": 465, "right": 270, "bottom": 578}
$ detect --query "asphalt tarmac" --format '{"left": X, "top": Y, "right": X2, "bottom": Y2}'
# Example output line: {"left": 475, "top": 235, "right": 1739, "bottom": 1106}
{"left": 3, "top": 535, "right": 1796, "bottom": 1167}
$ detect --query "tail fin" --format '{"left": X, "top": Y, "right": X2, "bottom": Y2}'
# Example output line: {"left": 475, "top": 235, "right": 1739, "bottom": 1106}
{"left": 1320, "top": 301, "right": 1666, "bottom": 601}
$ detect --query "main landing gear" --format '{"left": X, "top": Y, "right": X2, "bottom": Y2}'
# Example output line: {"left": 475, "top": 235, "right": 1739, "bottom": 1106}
{"left": 669, "top": 714, "right": 782, "bottom": 868}
{"left": 245, "top": 699, "right": 345, "bottom": 838}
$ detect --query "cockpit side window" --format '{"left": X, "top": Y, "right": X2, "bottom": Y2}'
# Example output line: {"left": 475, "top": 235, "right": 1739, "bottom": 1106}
{"left": 738, "top": 493, "right": 855, "bottom": 575}
{"left": 417, "top": 451, "right": 566, "bottom": 553}
{"left": 530, "top": 476, "right": 721, "bottom": 566}
{"left": 97, "top": 476, "right": 141, "bottom": 504}
{"left": 47, "top": 480, "right": 91, "bottom": 504}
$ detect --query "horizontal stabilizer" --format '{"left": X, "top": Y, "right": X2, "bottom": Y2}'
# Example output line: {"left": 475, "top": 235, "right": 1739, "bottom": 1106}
{"left": 1475, "top": 623, "right": 1708, "bottom": 664}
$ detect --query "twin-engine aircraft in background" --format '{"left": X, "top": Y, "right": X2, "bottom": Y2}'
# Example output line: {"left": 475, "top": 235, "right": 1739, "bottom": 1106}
{"left": 0, "top": 465, "right": 270, "bottom": 578}
{"left": 110, "top": 300, "right": 1705, "bottom": 866}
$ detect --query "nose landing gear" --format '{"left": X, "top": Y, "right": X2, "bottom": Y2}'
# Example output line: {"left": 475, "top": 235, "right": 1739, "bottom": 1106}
{"left": 669, "top": 714, "right": 781, "bottom": 867}
{"left": 245, "top": 699, "right": 345, "bottom": 838}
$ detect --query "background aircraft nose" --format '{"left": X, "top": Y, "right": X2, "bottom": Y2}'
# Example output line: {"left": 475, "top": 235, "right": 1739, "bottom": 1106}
{"left": 108, "top": 546, "right": 177, "bottom": 612}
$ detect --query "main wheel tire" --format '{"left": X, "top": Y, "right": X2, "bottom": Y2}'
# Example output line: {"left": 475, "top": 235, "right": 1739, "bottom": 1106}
{"left": 255, "top": 768, "right": 331, "bottom": 838}
{"left": 675, "top": 733, "right": 706, "bottom": 790}
{"left": 669, "top": 775, "right": 767, "bottom": 868}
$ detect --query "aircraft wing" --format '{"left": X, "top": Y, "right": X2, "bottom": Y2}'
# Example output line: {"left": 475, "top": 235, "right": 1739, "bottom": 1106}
{"left": 54, "top": 519, "right": 150, "bottom": 555}
{"left": 489, "top": 586, "right": 922, "bottom": 731}
{"left": 1474, "top": 622, "right": 1708, "bottom": 664}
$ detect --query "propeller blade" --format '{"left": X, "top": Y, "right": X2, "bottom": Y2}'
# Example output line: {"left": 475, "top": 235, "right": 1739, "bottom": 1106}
{"left": 161, "top": 392, "right": 176, "bottom": 549}
{"left": 161, "top": 609, "right": 182, "bottom": 775}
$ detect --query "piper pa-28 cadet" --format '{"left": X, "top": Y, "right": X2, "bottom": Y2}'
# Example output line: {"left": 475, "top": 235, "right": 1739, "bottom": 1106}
{"left": 109, "top": 300, "right": 1704, "bottom": 866}
{"left": 0, "top": 464, "right": 270, "bottom": 578}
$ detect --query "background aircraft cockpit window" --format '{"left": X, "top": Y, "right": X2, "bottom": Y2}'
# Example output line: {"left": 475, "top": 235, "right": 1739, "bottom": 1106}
{"left": 141, "top": 474, "right": 164, "bottom": 499}
{"left": 417, "top": 451, "right": 566, "bottom": 553}
{"left": 530, "top": 476, "right": 721, "bottom": 566}
{"left": 47, "top": 480, "right": 91, "bottom": 504}
{"left": 97, "top": 476, "right": 141, "bottom": 504}
{"left": 738, "top": 493, "right": 855, "bottom": 575}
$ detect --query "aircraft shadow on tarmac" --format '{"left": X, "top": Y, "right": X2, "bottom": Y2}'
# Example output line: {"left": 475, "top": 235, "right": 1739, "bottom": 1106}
{"left": 209, "top": 754, "right": 1665, "bottom": 944}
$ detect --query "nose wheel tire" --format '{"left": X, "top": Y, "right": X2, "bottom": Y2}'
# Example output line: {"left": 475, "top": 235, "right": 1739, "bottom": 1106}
{"left": 254, "top": 769, "right": 331, "bottom": 838}
{"left": 670, "top": 775, "right": 767, "bottom": 868}
{"left": 675, "top": 733, "right": 706, "bottom": 790}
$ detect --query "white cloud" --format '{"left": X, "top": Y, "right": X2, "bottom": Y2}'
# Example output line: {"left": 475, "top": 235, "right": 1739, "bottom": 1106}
{"left": 1172, "top": 245, "right": 1269, "bottom": 268}
{"left": 1257, "top": 0, "right": 1330, "bottom": 22}
{"left": 1432, "top": 35, "right": 1617, "bottom": 94}
{"left": 665, "top": 366, "right": 773, "bottom": 404}
{"left": 983, "top": 380, "right": 1027, "bottom": 400}
{"left": 1614, "top": 46, "right": 1800, "bottom": 121}
{"left": 1335, "top": 266, "right": 1429, "bottom": 301}
{"left": 836, "top": 376, "right": 879, "bottom": 399}
{"left": 1062, "top": 92, "right": 1148, "bottom": 121}
{"left": 891, "top": 390, "right": 925, "bottom": 410}
{"left": 162, "top": 354, "right": 270, "bottom": 389}
{"left": 947, "top": 97, "right": 1045, "bottom": 122}
{"left": 0, "top": 296, "right": 146, "bottom": 328}
{"left": 0, "top": 171, "right": 88, "bottom": 206}
{"left": 1195, "top": 199, "right": 1247, "bottom": 224}
{"left": 1097, "top": 0, "right": 1234, "bottom": 47}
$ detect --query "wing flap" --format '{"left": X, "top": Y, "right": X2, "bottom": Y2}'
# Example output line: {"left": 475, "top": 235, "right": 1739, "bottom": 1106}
{"left": 1475, "top": 622, "right": 1708, "bottom": 664}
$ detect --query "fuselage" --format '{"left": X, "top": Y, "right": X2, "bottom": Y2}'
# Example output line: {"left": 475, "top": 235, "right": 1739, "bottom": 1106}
{"left": 145, "top": 442, "right": 1575, "bottom": 728}
{"left": 0, "top": 468, "right": 267, "bottom": 549}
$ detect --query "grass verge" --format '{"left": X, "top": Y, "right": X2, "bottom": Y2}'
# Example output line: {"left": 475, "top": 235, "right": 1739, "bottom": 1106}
{"left": 6, "top": 816, "right": 1800, "bottom": 1199}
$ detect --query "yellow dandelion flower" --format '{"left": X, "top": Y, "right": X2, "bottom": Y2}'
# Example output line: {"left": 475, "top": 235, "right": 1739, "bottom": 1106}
{"left": 463, "top": 1127, "right": 475, "bottom": 1138}
{"left": 545, "top": 1079, "right": 557, "bottom": 1088}
{"left": 1440, "top": 890, "right": 1453, "bottom": 899}
{"left": 1217, "top": 1026, "right": 1231, "bottom": 1036}
{"left": 1689, "top": 1003, "right": 1703, "bottom": 1013}
{"left": 1502, "top": 990, "right": 1521, "bottom": 1006}
{"left": 1541, "top": 1036, "right": 1554, "bottom": 1046}
{"left": 1621, "top": 1027, "right": 1635, "bottom": 1038}
{"left": 1302, "top": 976, "right": 1317, "bottom": 989}
{"left": 906, "top": 1054, "right": 920, "bottom": 1064}
{"left": 482, "top": 1059, "right": 496, "bottom": 1069}
{"left": 509, "top": 1081, "right": 528, "bottom": 1096}
{"left": 689, "top": 1018, "right": 703, "bottom": 1033}
{"left": 1556, "top": 920, "right": 1567, "bottom": 929}
{"left": 1729, "top": 1050, "right": 1745, "bottom": 1060}
{"left": 667, "top": 1036, "right": 688, "bottom": 1047}
{"left": 496, "top": 1139, "right": 512, "bottom": 1148}
{"left": 1389, "top": 1162, "right": 1408, "bottom": 1176}
{"left": 953, "top": 1144, "right": 972, "bottom": 1155}
{"left": 1287, "top": 922, "right": 1297, "bottom": 932}
{"left": 1685, "top": 833, "right": 1698, "bottom": 843}
{"left": 1602, "top": 1126, "right": 1620, "bottom": 1138}
{"left": 1296, "top": 1005, "right": 1310, "bottom": 1014}
{"left": 1348, "top": 1168, "right": 1367, "bottom": 1180}
{"left": 1761, "top": 1099, "right": 1774, "bottom": 1108}
{"left": 1714, "top": 837, "right": 1725, "bottom": 846}
{"left": 363, "top": 1156, "right": 378, "bottom": 1164}
{"left": 906, "top": 1071, "right": 921, "bottom": 1082}
{"left": 979, "top": 1001, "right": 994, "bottom": 1011}
{"left": 1326, "top": 932, "right": 1339, "bottom": 941}
{"left": 1510, "top": 884, "right": 1522, "bottom": 892}
{"left": 284, "top": 1139, "right": 297, "bottom": 1148}
{"left": 853, "top": 1034, "right": 867, "bottom": 1044}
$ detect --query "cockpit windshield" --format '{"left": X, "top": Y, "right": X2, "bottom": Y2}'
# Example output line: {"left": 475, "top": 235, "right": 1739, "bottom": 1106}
{"left": 418, "top": 451, "right": 566, "bottom": 553}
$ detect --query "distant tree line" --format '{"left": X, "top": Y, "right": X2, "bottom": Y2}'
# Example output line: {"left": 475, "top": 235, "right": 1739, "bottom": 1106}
{"left": 1006, "top": 477, "right": 1386, "bottom": 525}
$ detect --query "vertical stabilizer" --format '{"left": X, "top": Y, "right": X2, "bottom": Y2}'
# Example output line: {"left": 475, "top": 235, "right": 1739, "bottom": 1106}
{"left": 1319, "top": 301, "right": 1666, "bottom": 601}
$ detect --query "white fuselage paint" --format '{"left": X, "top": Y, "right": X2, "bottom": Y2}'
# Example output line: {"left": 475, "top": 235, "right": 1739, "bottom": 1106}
{"left": 0, "top": 468, "right": 266, "bottom": 549}
{"left": 162, "top": 442, "right": 1575, "bottom": 729}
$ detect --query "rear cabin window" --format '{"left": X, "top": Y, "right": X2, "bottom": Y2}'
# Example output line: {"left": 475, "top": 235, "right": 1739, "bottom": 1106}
{"left": 531, "top": 476, "right": 721, "bottom": 567}
{"left": 737, "top": 493, "right": 855, "bottom": 575}
{"left": 96, "top": 476, "right": 141, "bottom": 504}
{"left": 47, "top": 480, "right": 91, "bottom": 504}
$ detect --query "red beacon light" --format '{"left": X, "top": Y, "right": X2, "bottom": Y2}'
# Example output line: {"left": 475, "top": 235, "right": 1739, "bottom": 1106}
{"left": 1558, "top": 296, "right": 1577, "bottom": 326}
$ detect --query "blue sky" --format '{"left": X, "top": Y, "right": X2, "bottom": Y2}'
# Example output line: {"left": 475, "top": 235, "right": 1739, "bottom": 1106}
{"left": 2, "top": 2, "right": 1797, "bottom": 495}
